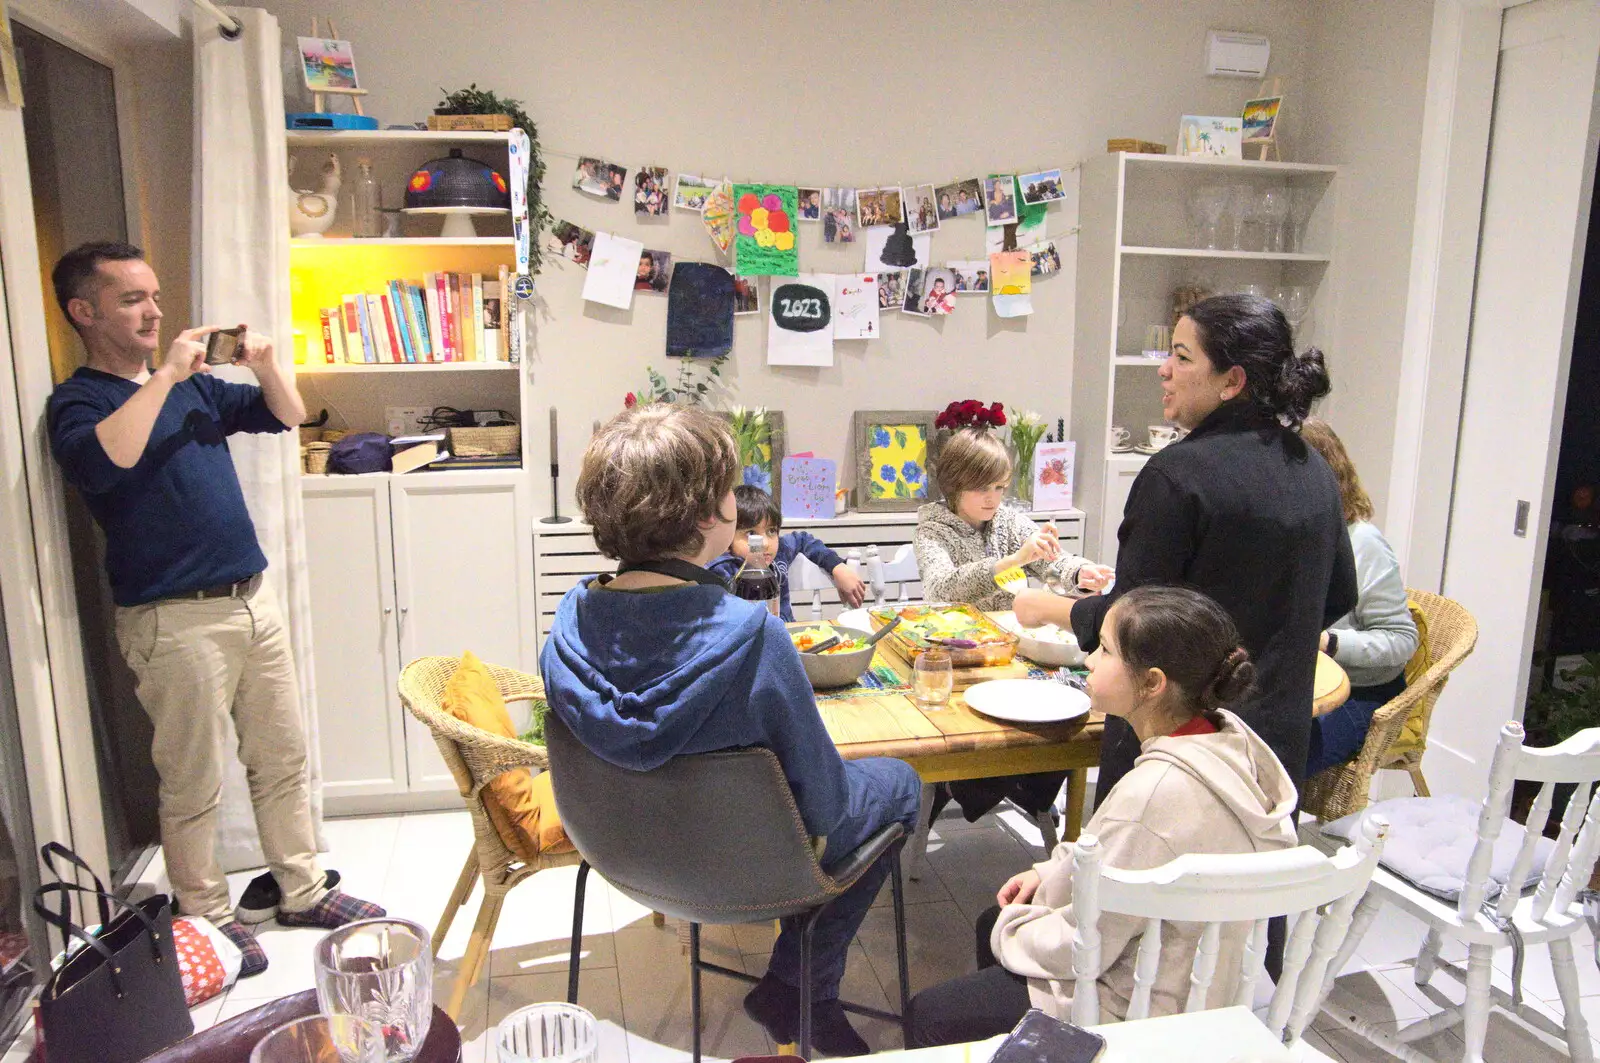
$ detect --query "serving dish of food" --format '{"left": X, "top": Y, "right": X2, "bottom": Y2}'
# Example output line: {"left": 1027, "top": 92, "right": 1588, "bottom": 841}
{"left": 786, "top": 622, "right": 878, "bottom": 688}
{"left": 866, "top": 602, "right": 1018, "bottom": 669}
{"left": 990, "top": 611, "right": 1088, "bottom": 667}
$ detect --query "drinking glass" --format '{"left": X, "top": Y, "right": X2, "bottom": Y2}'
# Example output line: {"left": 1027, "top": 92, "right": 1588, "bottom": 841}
{"left": 1225, "top": 184, "right": 1253, "bottom": 250}
{"left": 314, "top": 918, "right": 433, "bottom": 1063}
{"left": 1258, "top": 187, "right": 1291, "bottom": 253}
{"left": 498, "top": 1003, "right": 599, "bottom": 1063}
{"left": 1283, "top": 285, "right": 1312, "bottom": 336}
{"left": 1186, "top": 185, "right": 1227, "bottom": 250}
{"left": 250, "top": 1015, "right": 382, "bottom": 1063}
{"left": 1239, "top": 283, "right": 1268, "bottom": 301}
{"left": 1288, "top": 186, "right": 1318, "bottom": 252}
{"left": 913, "top": 647, "right": 954, "bottom": 708}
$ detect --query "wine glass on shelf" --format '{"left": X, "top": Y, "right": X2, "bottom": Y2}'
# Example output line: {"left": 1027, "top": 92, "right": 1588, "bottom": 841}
{"left": 1288, "top": 186, "right": 1318, "bottom": 253}
{"left": 1225, "top": 184, "right": 1253, "bottom": 250}
{"left": 1187, "top": 185, "right": 1228, "bottom": 250}
{"left": 1258, "top": 187, "right": 1291, "bottom": 253}
{"left": 1282, "top": 285, "right": 1312, "bottom": 337}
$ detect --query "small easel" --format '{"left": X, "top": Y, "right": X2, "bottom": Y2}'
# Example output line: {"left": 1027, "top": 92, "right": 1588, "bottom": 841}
{"left": 1247, "top": 76, "right": 1283, "bottom": 161}
{"left": 308, "top": 17, "right": 367, "bottom": 117}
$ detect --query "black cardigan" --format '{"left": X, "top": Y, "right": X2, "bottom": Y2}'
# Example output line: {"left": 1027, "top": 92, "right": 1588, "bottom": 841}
{"left": 1073, "top": 401, "right": 1358, "bottom": 796}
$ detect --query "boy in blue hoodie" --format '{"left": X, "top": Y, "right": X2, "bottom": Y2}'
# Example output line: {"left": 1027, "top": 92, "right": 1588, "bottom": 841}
{"left": 707, "top": 485, "right": 867, "bottom": 621}
{"left": 540, "top": 404, "right": 921, "bottom": 1056}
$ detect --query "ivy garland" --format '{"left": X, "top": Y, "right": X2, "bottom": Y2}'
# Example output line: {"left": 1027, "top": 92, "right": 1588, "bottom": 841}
{"left": 435, "top": 83, "right": 551, "bottom": 272}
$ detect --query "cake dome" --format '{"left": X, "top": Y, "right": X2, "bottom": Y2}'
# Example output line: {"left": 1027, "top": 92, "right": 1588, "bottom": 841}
{"left": 404, "top": 149, "right": 511, "bottom": 210}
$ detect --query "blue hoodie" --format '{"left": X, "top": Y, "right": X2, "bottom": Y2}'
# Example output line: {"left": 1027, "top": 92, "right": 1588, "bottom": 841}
{"left": 539, "top": 577, "right": 850, "bottom": 839}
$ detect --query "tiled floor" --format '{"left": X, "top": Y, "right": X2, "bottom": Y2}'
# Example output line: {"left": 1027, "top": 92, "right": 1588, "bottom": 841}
{"left": 6, "top": 805, "right": 1600, "bottom": 1062}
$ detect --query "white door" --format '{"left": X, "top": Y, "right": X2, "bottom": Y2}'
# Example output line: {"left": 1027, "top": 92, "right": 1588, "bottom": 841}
{"left": 1434, "top": 0, "right": 1600, "bottom": 795}
{"left": 1099, "top": 459, "right": 1144, "bottom": 569}
{"left": 391, "top": 474, "right": 533, "bottom": 793}
{"left": 302, "top": 481, "right": 407, "bottom": 799}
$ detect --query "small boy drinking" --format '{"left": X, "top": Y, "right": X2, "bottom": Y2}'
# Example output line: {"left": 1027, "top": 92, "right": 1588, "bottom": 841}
{"left": 708, "top": 485, "right": 867, "bottom": 621}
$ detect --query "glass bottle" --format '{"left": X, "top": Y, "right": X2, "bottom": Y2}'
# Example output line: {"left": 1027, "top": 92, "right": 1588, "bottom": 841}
{"left": 352, "top": 158, "right": 381, "bottom": 238}
{"left": 732, "top": 534, "right": 780, "bottom": 617}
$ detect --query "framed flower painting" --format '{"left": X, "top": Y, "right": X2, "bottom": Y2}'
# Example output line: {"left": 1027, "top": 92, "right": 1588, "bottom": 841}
{"left": 852, "top": 410, "right": 940, "bottom": 512}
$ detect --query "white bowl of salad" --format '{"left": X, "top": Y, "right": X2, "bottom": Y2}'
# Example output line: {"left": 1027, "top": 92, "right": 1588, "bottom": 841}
{"left": 990, "top": 611, "right": 1088, "bottom": 667}
{"left": 786, "top": 622, "right": 877, "bottom": 689}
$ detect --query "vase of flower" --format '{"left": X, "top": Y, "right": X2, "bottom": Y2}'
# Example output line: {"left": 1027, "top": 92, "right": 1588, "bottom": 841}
{"left": 1009, "top": 410, "right": 1046, "bottom": 508}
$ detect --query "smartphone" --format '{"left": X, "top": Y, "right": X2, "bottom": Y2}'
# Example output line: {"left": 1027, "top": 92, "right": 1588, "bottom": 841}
{"left": 988, "top": 1009, "right": 1107, "bottom": 1063}
{"left": 205, "top": 326, "right": 245, "bottom": 365}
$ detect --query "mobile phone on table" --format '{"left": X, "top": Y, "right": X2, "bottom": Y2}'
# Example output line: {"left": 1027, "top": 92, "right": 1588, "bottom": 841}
{"left": 988, "top": 1008, "right": 1107, "bottom": 1063}
{"left": 205, "top": 326, "right": 245, "bottom": 365}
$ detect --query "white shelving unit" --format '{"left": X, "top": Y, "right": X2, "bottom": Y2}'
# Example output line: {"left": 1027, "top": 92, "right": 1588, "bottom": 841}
{"left": 1072, "top": 152, "right": 1339, "bottom": 563}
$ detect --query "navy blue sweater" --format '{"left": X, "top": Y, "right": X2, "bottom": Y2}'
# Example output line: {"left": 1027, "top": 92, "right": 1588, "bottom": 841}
{"left": 48, "top": 368, "right": 290, "bottom": 606}
{"left": 706, "top": 530, "right": 845, "bottom": 622}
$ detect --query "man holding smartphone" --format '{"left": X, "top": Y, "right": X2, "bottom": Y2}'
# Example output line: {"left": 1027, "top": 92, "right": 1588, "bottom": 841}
{"left": 45, "top": 242, "right": 384, "bottom": 977}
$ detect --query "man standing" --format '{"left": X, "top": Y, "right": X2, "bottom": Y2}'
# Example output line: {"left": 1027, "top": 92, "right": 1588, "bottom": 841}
{"left": 46, "top": 242, "right": 383, "bottom": 977}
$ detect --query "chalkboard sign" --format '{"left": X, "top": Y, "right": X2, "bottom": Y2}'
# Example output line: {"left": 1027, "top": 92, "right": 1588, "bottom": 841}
{"left": 771, "top": 282, "right": 831, "bottom": 332}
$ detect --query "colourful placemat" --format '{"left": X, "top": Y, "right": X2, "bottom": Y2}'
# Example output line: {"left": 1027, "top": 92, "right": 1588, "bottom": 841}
{"left": 815, "top": 660, "right": 913, "bottom": 701}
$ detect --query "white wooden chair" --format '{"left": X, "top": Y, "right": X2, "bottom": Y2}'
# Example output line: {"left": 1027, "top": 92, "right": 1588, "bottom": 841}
{"left": 787, "top": 552, "right": 833, "bottom": 621}
{"left": 866, "top": 543, "right": 919, "bottom": 607}
{"left": 1319, "top": 722, "right": 1600, "bottom": 1063}
{"left": 1068, "top": 816, "right": 1387, "bottom": 1049}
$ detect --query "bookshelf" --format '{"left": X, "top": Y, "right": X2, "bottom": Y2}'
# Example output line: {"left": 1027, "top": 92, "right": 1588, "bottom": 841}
{"left": 289, "top": 128, "right": 537, "bottom": 810}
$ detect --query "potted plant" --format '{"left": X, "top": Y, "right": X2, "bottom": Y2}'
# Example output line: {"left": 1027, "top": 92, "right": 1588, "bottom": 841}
{"left": 1008, "top": 409, "right": 1047, "bottom": 506}
{"left": 434, "top": 84, "right": 550, "bottom": 271}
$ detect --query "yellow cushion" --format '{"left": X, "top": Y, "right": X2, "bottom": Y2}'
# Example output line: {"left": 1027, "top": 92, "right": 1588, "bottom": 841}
{"left": 440, "top": 651, "right": 574, "bottom": 860}
{"left": 1390, "top": 601, "right": 1434, "bottom": 754}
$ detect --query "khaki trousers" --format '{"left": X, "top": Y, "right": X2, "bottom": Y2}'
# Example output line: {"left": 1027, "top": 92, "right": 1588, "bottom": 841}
{"left": 114, "top": 573, "right": 326, "bottom": 924}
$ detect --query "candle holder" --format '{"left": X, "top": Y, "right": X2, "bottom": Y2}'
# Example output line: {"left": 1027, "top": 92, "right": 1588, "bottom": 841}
{"left": 541, "top": 462, "right": 573, "bottom": 524}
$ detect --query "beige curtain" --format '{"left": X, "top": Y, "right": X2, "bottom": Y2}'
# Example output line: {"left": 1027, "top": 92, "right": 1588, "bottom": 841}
{"left": 193, "top": 6, "right": 325, "bottom": 870}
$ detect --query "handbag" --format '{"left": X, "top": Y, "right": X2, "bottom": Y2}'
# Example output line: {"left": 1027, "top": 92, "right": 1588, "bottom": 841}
{"left": 327, "top": 431, "right": 393, "bottom": 474}
{"left": 31, "top": 842, "right": 193, "bottom": 1063}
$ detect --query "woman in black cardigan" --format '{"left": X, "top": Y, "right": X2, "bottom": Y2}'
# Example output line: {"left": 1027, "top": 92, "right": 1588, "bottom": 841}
{"left": 1017, "top": 293, "right": 1358, "bottom": 801}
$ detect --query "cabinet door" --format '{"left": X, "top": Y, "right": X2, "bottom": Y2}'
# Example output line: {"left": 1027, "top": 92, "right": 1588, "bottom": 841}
{"left": 302, "top": 482, "right": 406, "bottom": 799}
{"left": 391, "top": 475, "right": 533, "bottom": 793}
{"left": 1099, "top": 461, "right": 1144, "bottom": 569}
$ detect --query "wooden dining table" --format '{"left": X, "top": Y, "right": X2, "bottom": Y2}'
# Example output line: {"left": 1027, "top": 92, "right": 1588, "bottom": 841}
{"left": 818, "top": 624, "right": 1351, "bottom": 862}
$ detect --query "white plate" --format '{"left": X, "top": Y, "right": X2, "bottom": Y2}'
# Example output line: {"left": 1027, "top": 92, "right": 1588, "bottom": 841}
{"left": 836, "top": 608, "right": 874, "bottom": 632}
{"left": 963, "top": 679, "right": 1091, "bottom": 724}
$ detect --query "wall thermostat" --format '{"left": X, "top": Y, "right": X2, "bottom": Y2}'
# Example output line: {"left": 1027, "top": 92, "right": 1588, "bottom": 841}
{"left": 1206, "top": 30, "right": 1271, "bottom": 79}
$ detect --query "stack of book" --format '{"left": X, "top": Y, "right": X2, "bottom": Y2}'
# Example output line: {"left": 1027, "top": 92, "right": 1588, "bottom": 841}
{"left": 313, "top": 268, "right": 519, "bottom": 364}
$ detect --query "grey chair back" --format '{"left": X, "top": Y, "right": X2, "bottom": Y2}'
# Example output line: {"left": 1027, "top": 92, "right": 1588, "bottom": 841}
{"left": 544, "top": 714, "right": 849, "bottom": 924}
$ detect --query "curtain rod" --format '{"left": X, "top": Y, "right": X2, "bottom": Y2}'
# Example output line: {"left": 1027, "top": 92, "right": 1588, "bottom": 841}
{"left": 190, "top": 0, "right": 243, "bottom": 40}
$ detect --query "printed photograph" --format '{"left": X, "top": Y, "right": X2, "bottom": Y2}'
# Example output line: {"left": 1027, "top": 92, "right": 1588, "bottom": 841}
{"left": 547, "top": 220, "right": 595, "bottom": 267}
{"left": 297, "top": 37, "right": 359, "bottom": 91}
{"left": 1019, "top": 168, "right": 1066, "bottom": 206}
{"left": 635, "top": 249, "right": 672, "bottom": 292}
{"left": 797, "top": 188, "right": 822, "bottom": 221}
{"left": 983, "top": 176, "right": 1018, "bottom": 226}
{"left": 674, "top": 173, "right": 720, "bottom": 212}
{"left": 822, "top": 187, "right": 856, "bottom": 244}
{"left": 935, "top": 178, "right": 983, "bottom": 220}
{"left": 876, "top": 270, "right": 907, "bottom": 310}
{"left": 634, "top": 167, "right": 670, "bottom": 216}
{"left": 574, "top": 156, "right": 627, "bottom": 201}
{"left": 1029, "top": 240, "right": 1063, "bottom": 277}
{"left": 949, "top": 261, "right": 989, "bottom": 293}
{"left": 733, "top": 275, "right": 761, "bottom": 315}
{"left": 913, "top": 267, "right": 956, "bottom": 315}
{"left": 903, "top": 183, "right": 940, "bottom": 235}
{"left": 856, "top": 186, "right": 904, "bottom": 228}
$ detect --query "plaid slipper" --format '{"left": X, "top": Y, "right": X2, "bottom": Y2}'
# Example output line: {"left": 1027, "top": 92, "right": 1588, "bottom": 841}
{"left": 277, "top": 889, "right": 386, "bottom": 929}
{"left": 218, "top": 919, "right": 268, "bottom": 978}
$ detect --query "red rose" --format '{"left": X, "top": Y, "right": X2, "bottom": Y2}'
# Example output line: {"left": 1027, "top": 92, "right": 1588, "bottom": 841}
{"left": 624, "top": 392, "right": 637, "bottom": 408}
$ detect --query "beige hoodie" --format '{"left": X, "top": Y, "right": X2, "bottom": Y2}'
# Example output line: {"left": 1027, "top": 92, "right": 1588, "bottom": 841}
{"left": 990, "top": 709, "right": 1297, "bottom": 1022}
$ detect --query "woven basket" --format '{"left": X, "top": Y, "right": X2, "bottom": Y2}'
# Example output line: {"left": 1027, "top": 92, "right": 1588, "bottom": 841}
{"left": 450, "top": 425, "right": 520, "bottom": 457}
{"left": 320, "top": 429, "right": 349, "bottom": 444}
{"left": 303, "top": 442, "right": 332, "bottom": 475}
{"left": 298, "top": 426, "right": 323, "bottom": 444}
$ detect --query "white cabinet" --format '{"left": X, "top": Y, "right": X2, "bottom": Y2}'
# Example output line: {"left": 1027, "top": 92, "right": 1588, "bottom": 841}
{"left": 304, "top": 471, "right": 533, "bottom": 808}
{"left": 1071, "top": 152, "right": 1339, "bottom": 557}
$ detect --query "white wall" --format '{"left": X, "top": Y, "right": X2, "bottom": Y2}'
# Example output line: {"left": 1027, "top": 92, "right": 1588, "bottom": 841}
{"left": 257, "top": 0, "right": 1321, "bottom": 513}
{"left": 1299, "top": 0, "right": 1435, "bottom": 525}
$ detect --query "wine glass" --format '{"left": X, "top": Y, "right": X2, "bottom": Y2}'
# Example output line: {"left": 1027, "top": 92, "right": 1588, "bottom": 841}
{"left": 1225, "top": 184, "right": 1253, "bottom": 250}
{"left": 1258, "top": 187, "right": 1291, "bottom": 253}
{"left": 1288, "top": 187, "right": 1318, "bottom": 253}
{"left": 1282, "top": 285, "right": 1312, "bottom": 336}
{"left": 1187, "top": 185, "right": 1228, "bottom": 250}
{"left": 913, "top": 647, "right": 954, "bottom": 708}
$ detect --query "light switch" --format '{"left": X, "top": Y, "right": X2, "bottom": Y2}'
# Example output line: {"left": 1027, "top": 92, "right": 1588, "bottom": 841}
{"left": 1514, "top": 500, "right": 1531, "bottom": 538}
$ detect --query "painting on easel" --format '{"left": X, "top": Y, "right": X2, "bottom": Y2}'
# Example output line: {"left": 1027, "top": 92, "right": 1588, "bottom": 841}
{"left": 297, "top": 37, "right": 360, "bottom": 92}
{"left": 1242, "top": 96, "right": 1283, "bottom": 143}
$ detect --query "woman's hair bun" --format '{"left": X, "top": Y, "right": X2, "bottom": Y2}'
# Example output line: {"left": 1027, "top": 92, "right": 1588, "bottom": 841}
{"left": 1276, "top": 346, "right": 1331, "bottom": 425}
{"left": 1206, "top": 646, "right": 1256, "bottom": 706}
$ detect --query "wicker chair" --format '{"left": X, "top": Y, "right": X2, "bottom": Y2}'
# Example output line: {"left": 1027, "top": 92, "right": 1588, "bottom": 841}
{"left": 1300, "top": 589, "right": 1478, "bottom": 823}
{"left": 398, "top": 655, "right": 584, "bottom": 1020}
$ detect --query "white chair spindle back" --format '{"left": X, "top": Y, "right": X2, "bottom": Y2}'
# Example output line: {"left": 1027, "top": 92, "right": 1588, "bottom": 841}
{"left": 1184, "top": 922, "right": 1223, "bottom": 1013}
{"left": 786, "top": 552, "right": 832, "bottom": 621}
{"left": 1534, "top": 780, "right": 1593, "bottom": 921}
{"left": 1070, "top": 835, "right": 1104, "bottom": 1028}
{"left": 1500, "top": 780, "right": 1557, "bottom": 920}
{"left": 1456, "top": 724, "right": 1526, "bottom": 920}
{"left": 1126, "top": 918, "right": 1163, "bottom": 1021}
{"left": 1233, "top": 919, "right": 1271, "bottom": 1009}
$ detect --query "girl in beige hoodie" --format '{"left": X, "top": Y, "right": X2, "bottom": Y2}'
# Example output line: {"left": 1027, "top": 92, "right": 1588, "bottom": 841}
{"left": 907, "top": 585, "right": 1298, "bottom": 1048}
